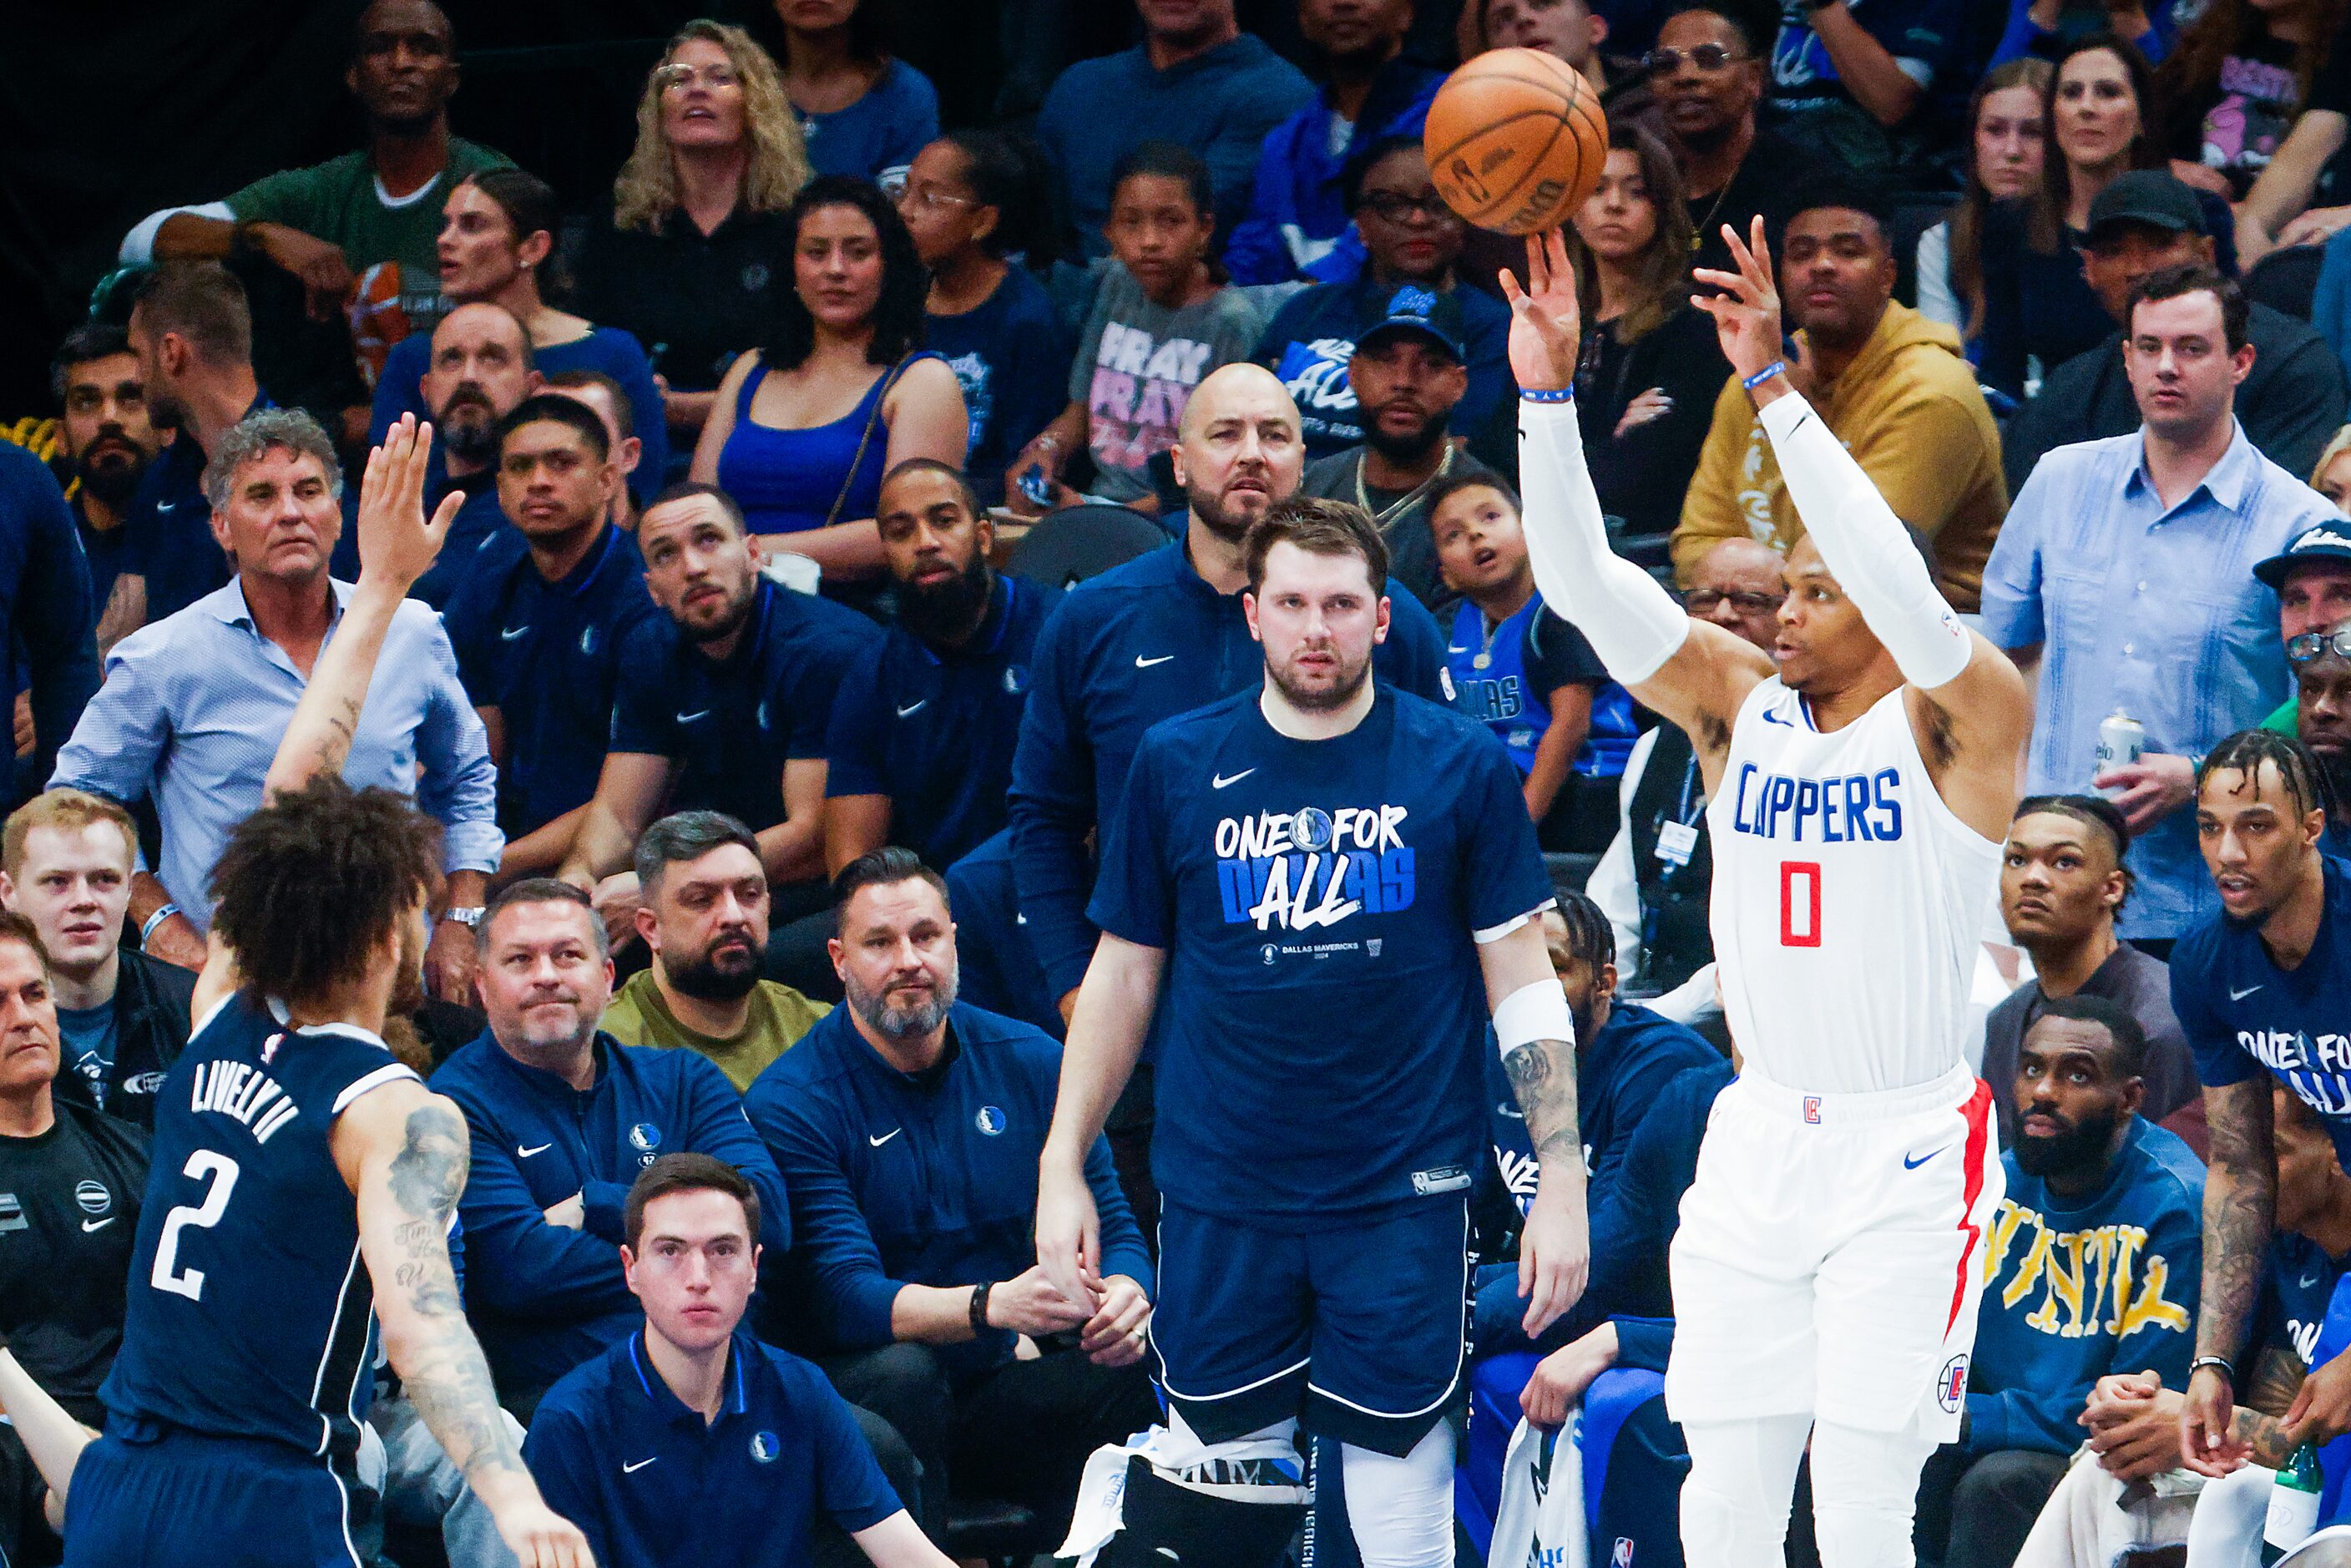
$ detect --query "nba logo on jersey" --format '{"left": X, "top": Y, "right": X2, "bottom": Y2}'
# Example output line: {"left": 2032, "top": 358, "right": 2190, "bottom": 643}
{"left": 1937, "top": 1355, "right": 1969, "bottom": 1413}
{"left": 1613, "top": 1540, "right": 1636, "bottom": 1567}
{"left": 1802, "top": 1096, "right": 1822, "bottom": 1125}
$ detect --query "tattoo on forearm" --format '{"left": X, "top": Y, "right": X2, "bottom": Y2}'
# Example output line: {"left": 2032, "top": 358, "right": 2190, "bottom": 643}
{"left": 2197, "top": 1083, "right": 2276, "bottom": 1364}
{"left": 1504, "top": 1037, "right": 1580, "bottom": 1166}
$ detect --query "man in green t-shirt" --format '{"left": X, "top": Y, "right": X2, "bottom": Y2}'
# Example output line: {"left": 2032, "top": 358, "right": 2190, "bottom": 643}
{"left": 122, "top": 0, "right": 510, "bottom": 407}
{"left": 2253, "top": 521, "right": 2351, "bottom": 737}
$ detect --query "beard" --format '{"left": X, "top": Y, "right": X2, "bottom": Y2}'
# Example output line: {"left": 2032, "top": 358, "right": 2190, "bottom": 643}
{"left": 685, "top": 579, "right": 759, "bottom": 648}
{"left": 1269, "top": 645, "right": 1373, "bottom": 713}
{"left": 1363, "top": 407, "right": 1446, "bottom": 468}
{"left": 2012, "top": 1105, "right": 2121, "bottom": 1181}
{"left": 663, "top": 930, "right": 761, "bottom": 1002}
{"left": 897, "top": 554, "right": 993, "bottom": 645}
{"left": 435, "top": 388, "right": 500, "bottom": 468}
{"left": 73, "top": 432, "right": 151, "bottom": 509}
{"left": 1189, "top": 478, "right": 1277, "bottom": 543}
{"left": 844, "top": 961, "right": 958, "bottom": 1042}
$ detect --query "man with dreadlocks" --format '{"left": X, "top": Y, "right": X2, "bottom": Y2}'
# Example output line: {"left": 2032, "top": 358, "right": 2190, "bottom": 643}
{"left": 2172, "top": 729, "right": 2351, "bottom": 1469}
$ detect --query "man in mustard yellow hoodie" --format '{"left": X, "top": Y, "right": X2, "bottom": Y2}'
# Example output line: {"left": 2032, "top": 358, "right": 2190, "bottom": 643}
{"left": 1671, "top": 179, "right": 2007, "bottom": 612}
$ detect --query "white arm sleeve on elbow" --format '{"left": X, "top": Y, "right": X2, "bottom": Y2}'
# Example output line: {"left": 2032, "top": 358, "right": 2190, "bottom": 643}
{"left": 1516, "top": 398, "right": 1689, "bottom": 685}
{"left": 1755, "top": 392, "right": 1971, "bottom": 691}
{"left": 119, "top": 202, "right": 235, "bottom": 266}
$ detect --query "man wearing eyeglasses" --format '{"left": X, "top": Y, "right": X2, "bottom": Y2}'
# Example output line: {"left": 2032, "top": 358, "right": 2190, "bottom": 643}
{"left": 1646, "top": 5, "right": 1807, "bottom": 277}
{"left": 2255, "top": 526, "right": 2351, "bottom": 852}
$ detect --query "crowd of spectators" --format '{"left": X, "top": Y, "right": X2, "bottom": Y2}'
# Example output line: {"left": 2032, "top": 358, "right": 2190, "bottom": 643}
{"left": 26, "top": 0, "right": 2351, "bottom": 1561}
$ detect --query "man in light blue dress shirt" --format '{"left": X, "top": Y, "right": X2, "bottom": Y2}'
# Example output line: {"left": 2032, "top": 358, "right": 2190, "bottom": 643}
{"left": 1981, "top": 265, "right": 2338, "bottom": 943}
{"left": 51, "top": 407, "right": 502, "bottom": 999}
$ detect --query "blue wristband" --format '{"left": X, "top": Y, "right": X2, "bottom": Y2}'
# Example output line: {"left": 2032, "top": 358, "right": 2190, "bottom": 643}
{"left": 1742, "top": 361, "right": 1787, "bottom": 392}
{"left": 1522, "top": 387, "right": 1575, "bottom": 404}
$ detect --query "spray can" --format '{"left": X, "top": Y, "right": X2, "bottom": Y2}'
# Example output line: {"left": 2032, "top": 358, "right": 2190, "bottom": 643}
{"left": 2095, "top": 710, "right": 2145, "bottom": 796}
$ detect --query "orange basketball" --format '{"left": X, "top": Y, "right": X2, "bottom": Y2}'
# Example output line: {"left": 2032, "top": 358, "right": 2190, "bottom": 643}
{"left": 1423, "top": 48, "right": 1608, "bottom": 235}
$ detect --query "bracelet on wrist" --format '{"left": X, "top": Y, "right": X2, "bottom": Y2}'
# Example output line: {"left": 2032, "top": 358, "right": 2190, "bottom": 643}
{"left": 1742, "top": 360, "right": 1788, "bottom": 392}
{"left": 970, "top": 1281, "right": 995, "bottom": 1334}
{"left": 1522, "top": 387, "right": 1575, "bottom": 404}
{"left": 2189, "top": 1355, "right": 2235, "bottom": 1383}
{"left": 140, "top": 904, "right": 181, "bottom": 946}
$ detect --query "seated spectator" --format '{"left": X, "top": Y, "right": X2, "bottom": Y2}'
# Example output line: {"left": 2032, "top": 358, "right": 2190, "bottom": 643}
{"left": 1588, "top": 536, "right": 1785, "bottom": 1019}
{"left": 1561, "top": 124, "right": 1727, "bottom": 540}
{"left": 1675, "top": 179, "right": 2007, "bottom": 612}
{"left": 1757, "top": 0, "right": 1958, "bottom": 177}
{"left": 2010, "top": 1085, "right": 2351, "bottom": 1567}
{"left": 1985, "top": 795, "right": 2202, "bottom": 1147}
{"left": 1473, "top": 0, "right": 1612, "bottom": 73}
{"left": 0, "top": 790, "right": 192, "bottom": 1130}
{"left": 900, "top": 130, "right": 1070, "bottom": 509}
{"left": 1010, "top": 144, "right": 1266, "bottom": 514}
{"left": 744, "top": 849, "right": 1159, "bottom": 1540}
{"left": 0, "top": 909, "right": 147, "bottom": 1568}
{"left": 1914, "top": 995, "right": 2205, "bottom": 1568}
{"left": 372, "top": 168, "right": 669, "bottom": 508}
{"left": 2228, "top": 453, "right": 2351, "bottom": 744}
{"left": 51, "top": 407, "right": 498, "bottom": 992}
{"left": 1257, "top": 136, "right": 1513, "bottom": 469}
{"left": 399, "top": 301, "right": 538, "bottom": 606}
{"left": 1648, "top": 5, "right": 1808, "bottom": 280}
{"left": 1428, "top": 475, "right": 1636, "bottom": 852}
{"left": 2003, "top": 170, "right": 2348, "bottom": 494}
{"left": 48, "top": 323, "right": 162, "bottom": 654}
{"left": 823, "top": 463, "right": 1055, "bottom": 874}
{"left": 2285, "top": 590, "right": 2351, "bottom": 855}
{"left": 1979, "top": 34, "right": 2235, "bottom": 402}
{"left": 563, "top": 485, "right": 882, "bottom": 967}
{"left": 1471, "top": 898, "right": 1721, "bottom": 1359}
{"left": 1982, "top": 267, "right": 2337, "bottom": 944}
{"left": 544, "top": 368, "right": 645, "bottom": 533}
{"left": 1297, "top": 290, "right": 1504, "bottom": 605}
{"left": 599, "top": 812, "right": 832, "bottom": 1090}
{"left": 0, "top": 451, "right": 93, "bottom": 815}
{"left": 1987, "top": 0, "right": 2176, "bottom": 69}
{"left": 123, "top": 0, "right": 511, "bottom": 392}
{"left": 2318, "top": 426, "right": 2351, "bottom": 507}
{"left": 1224, "top": 0, "right": 1440, "bottom": 287}
{"left": 432, "top": 878, "right": 789, "bottom": 1412}
{"left": 1916, "top": 61, "right": 2050, "bottom": 355}
{"left": 1032, "top": 0, "right": 1315, "bottom": 262}
{"left": 120, "top": 262, "right": 270, "bottom": 624}
{"left": 690, "top": 177, "right": 966, "bottom": 581}
{"left": 766, "top": 0, "right": 938, "bottom": 188}
{"left": 2155, "top": 0, "right": 2346, "bottom": 202}
{"left": 522, "top": 1154, "right": 953, "bottom": 1568}
{"left": 441, "top": 396, "right": 658, "bottom": 881}
{"left": 2236, "top": 39, "right": 2351, "bottom": 264}
{"left": 572, "top": 20, "right": 812, "bottom": 448}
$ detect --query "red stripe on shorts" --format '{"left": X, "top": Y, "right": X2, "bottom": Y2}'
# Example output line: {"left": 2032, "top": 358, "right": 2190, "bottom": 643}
{"left": 1943, "top": 1078, "right": 1995, "bottom": 1337}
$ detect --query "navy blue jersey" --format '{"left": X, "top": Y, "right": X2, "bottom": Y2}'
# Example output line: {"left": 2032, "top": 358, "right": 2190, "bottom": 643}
{"left": 2172, "top": 856, "right": 2351, "bottom": 1171}
{"left": 1090, "top": 687, "right": 1553, "bottom": 1217}
{"left": 611, "top": 579, "right": 882, "bottom": 832}
{"left": 2258, "top": 1229, "right": 2348, "bottom": 1368}
{"left": 823, "top": 574, "right": 1058, "bottom": 870}
{"left": 442, "top": 524, "right": 660, "bottom": 838}
{"left": 1444, "top": 597, "right": 1619, "bottom": 778}
{"left": 102, "top": 991, "right": 420, "bottom": 1458}
{"left": 524, "top": 1329, "right": 898, "bottom": 1568}
{"left": 1009, "top": 539, "right": 1449, "bottom": 999}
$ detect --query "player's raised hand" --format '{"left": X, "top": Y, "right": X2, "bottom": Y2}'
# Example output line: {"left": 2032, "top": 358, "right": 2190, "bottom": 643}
{"left": 1691, "top": 215, "right": 1787, "bottom": 390}
{"left": 2180, "top": 1363, "right": 2248, "bottom": 1476}
{"left": 1517, "top": 1181, "right": 1590, "bottom": 1339}
{"left": 355, "top": 412, "right": 461, "bottom": 594}
{"left": 1499, "top": 229, "right": 1581, "bottom": 394}
{"left": 1034, "top": 1152, "right": 1101, "bottom": 1311}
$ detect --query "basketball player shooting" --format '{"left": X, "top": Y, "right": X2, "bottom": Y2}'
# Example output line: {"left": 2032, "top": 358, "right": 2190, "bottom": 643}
{"left": 1504, "top": 218, "right": 2031, "bottom": 1566}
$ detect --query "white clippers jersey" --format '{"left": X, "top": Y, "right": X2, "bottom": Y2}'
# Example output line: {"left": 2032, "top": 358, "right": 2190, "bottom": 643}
{"left": 1706, "top": 679, "right": 2002, "bottom": 1095}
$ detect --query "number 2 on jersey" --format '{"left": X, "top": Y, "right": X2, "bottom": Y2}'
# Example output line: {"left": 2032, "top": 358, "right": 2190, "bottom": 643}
{"left": 151, "top": 1151, "right": 240, "bottom": 1301}
{"left": 1780, "top": 861, "right": 1822, "bottom": 948}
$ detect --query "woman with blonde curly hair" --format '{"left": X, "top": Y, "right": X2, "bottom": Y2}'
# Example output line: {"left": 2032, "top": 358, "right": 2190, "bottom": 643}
{"left": 574, "top": 19, "right": 812, "bottom": 440}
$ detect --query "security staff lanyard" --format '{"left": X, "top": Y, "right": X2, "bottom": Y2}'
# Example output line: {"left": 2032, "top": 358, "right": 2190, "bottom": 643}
{"left": 1354, "top": 442, "right": 1456, "bottom": 533}
{"left": 1656, "top": 751, "right": 1703, "bottom": 868}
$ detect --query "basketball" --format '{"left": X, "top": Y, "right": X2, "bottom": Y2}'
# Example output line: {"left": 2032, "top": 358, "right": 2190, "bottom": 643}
{"left": 1423, "top": 48, "right": 1608, "bottom": 235}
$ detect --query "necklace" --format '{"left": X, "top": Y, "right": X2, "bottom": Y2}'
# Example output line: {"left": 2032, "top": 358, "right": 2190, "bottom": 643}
{"left": 1689, "top": 178, "right": 1734, "bottom": 255}
{"left": 1354, "top": 442, "right": 1456, "bottom": 529}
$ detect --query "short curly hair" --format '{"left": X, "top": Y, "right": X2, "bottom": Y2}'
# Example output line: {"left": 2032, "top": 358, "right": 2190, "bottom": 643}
{"left": 208, "top": 777, "right": 443, "bottom": 1010}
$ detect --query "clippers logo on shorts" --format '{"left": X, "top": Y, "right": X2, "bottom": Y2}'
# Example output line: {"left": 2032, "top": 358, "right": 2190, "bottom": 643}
{"left": 1729, "top": 762, "right": 1905, "bottom": 843}
{"left": 1983, "top": 1201, "right": 2192, "bottom": 1341}
{"left": 1213, "top": 806, "right": 1416, "bottom": 931}
{"left": 1937, "top": 1355, "right": 1969, "bottom": 1414}
{"left": 1802, "top": 1096, "right": 1822, "bottom": 1125}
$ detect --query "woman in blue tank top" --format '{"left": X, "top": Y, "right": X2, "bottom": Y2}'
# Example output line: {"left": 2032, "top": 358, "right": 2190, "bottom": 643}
{"left": 692, "top": 176, "right": 967, "bottom": 581}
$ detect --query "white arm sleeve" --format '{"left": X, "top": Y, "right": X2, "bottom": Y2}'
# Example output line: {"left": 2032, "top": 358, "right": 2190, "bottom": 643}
{"left": 1754, "top": 392, "right": 1972, "bottom": 690}
{"left": 1585, "top": 727, "right": 1654, "bottom": 984}
{"left": 1516, "top": 398, "right": 1691, "bottom": 685}
{"left": 119, "top": 202, "right": 235, "bottom": 266}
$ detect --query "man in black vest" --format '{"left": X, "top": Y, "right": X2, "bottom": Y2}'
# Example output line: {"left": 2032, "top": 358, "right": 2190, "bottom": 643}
{"left": 1586, "top": 536, "right": 1784, "bottom": 1023}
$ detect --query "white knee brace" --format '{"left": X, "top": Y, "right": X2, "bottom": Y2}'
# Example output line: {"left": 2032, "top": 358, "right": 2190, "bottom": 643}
{"left": 1342, "top": 1424, "right": 1456, "bottom": 1568}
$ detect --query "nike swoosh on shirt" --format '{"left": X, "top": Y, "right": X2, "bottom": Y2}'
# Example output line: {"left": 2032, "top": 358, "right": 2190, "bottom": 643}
{"left": 80, "top": 1216, "right": 115, "bottom": 1233}
{"left": 622, "top": 1458, "right": 658, "bottom": 1474}
{"left": 517, "top": 1143, "right": 553, "bottom": 1158}
{"left": 2231, "top": 984, "right": 2263, "bottom": 1001}
{"left": 500, "top": 625, "right": 529, "bottom": 641}
{"left": 1761, "top": 710, "right": 1794, "bottom": 727}
{"left": 1135, "top": 655, "right": 1175, "bottom": 668}
{"left": 1496, "top": 1104, "right": 1525, "bottom": 1120}
{"left": 868, "top": 1129, "right": 902, "bottom": 1147}
{"left": 1448, "top": 645, "right": 1470, "bottom": 654}
{"left": 1901, "top": 1146, "right": 1947, "bottom": 1171}
{"left": 675, "top": 710, "right": 711, "bottom": 725}
{"left": 1211, "top": 770, "right": 1256, "bottom": 789}
{"left": 897, "top": 701, "right": 928, "bottom": 718}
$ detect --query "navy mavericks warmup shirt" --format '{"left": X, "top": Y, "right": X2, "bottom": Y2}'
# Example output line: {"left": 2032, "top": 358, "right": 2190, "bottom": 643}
{"left": 745, "top": 1001, "right": 1149, "bottom": 1373}
{"left": 1010, "top": 539, "right": 1449, "bottom": 1001}
{"left": 442, "top": 524, "right": 660, "bottom": 838}
{"left": 824, "top": 574, "right": 1058, "bottom": 871}
{"left": 2173, "top": 855, "right": 2351, "bottom": 1171}
{"left": 525, "top": 1328, "right": 899, "bottom": 1568}
{"left": 123, "top": 393, "right": 270, "bottom": 623}
{"left": 431, "top": 1031, "right": 788, "bottom": 1403}
{"left": 613, "top": 579, "right": 882, "bottom": 832}
{"left": 103, "top": 991, "right": 418, "bottom": 1457}
{"left": 1090, "top": 686, "right": 1553, "bottom": 1218}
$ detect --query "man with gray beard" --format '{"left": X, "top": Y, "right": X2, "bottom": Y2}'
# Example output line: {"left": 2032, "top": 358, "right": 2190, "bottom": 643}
{"left": 744, "top": 847, "right": 1159, "bottom": 1543}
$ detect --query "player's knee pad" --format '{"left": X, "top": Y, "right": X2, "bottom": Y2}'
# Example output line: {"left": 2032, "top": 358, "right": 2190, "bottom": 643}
{"left": 1340, "top": 1424, "right": 1454, "bottom": 1568}
{"left": 1678, "top": 1416, "right": 1811, "bottom": 1568}
{"left": 1085, "top": 1416, "right": 1308, "bottom": 1568}
{"left": 1807, "top": 1419, "right": 1938, "bottom": 1568}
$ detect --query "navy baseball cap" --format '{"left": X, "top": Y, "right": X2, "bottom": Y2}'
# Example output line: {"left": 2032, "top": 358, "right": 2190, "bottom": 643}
{"left": 1355, "top": 284, "right": 1468, "bottom": 363}
{"left": 2254, "top": 521, "right": 2351, "bottom": 589}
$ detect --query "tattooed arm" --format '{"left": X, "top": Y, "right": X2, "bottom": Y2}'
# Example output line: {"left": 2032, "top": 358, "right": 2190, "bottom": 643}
{"left": 1480, "top": 919, "right": 1590, "bottom": 1339}
{"left": 335, "top": 1080, "right": 595, "bottom": 1568}
{"left": 2229, "top": 1345, "right": 2310, "bottom": 1469}
{"left": 2184, "top": 1077, "right": 2276, "bottom": 1476}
